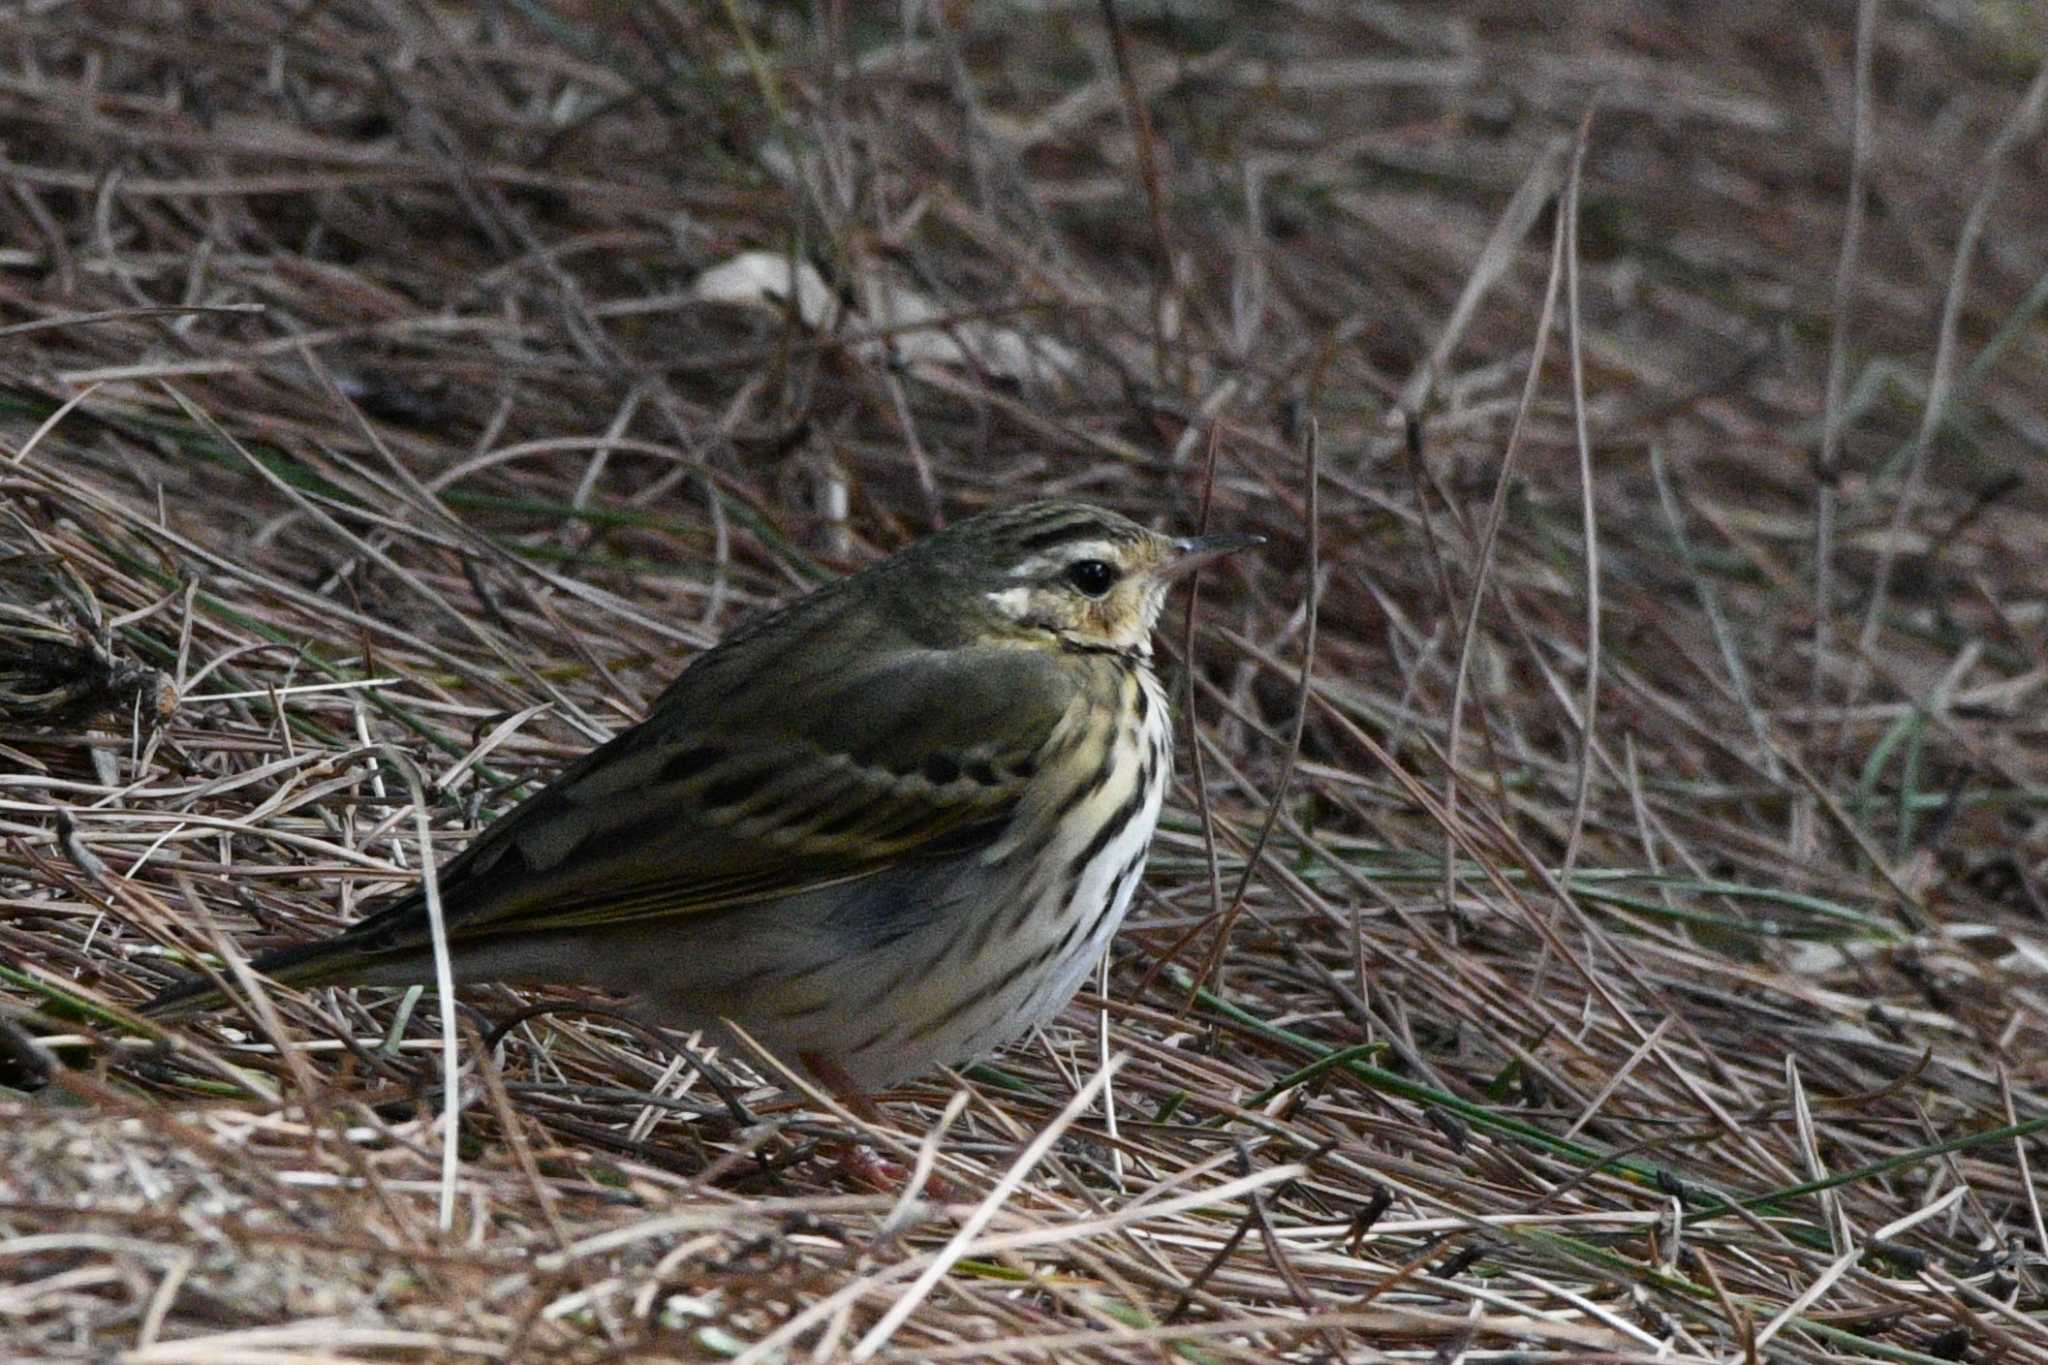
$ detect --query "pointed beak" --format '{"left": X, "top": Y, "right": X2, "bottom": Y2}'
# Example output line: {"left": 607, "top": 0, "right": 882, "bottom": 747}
{"left": 1162, "top": 530, "right": 1264, "bottom": 579}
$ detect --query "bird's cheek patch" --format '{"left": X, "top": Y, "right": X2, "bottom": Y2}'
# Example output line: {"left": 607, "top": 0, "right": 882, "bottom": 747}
{"left": 1086, "top": 598, "right": 1128, "bottom": 636}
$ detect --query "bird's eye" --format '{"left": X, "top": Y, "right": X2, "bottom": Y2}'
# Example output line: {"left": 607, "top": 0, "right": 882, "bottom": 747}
{"left": 1064, "top": 559, "right": 1118, "bottom": 597}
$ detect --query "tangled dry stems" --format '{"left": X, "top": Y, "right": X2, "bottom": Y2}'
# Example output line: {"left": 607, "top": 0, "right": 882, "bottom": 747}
{"left": 2, "top": 2, "right": 2046, "bottom": 1361}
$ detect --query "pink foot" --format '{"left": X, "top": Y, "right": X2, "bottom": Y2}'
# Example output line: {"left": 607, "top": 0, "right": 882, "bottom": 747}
{"left": 831, "top": 1141, "right": 957, "bottom": 1200}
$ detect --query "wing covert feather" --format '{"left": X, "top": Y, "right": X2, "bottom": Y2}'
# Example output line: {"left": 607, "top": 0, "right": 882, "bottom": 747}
{"left": 343, "top": 643, "right": 1073, "bottom": 952}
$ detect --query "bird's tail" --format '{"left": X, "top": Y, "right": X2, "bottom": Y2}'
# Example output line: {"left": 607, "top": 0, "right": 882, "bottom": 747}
{"left": 142, "top": 907, "right": 423, "bottom": 1017}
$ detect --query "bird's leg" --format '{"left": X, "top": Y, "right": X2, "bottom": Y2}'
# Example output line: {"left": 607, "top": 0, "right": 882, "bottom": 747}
{"left": 799, "top": 1052, "right": 946, "bottom": 1196}
{"left": 800, "top": 1052, "right": 886, "bottom": 1123}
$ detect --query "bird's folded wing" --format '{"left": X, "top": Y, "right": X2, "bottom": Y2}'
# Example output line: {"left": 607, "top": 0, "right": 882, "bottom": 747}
{"left": 334, "top": 643, "right": 1075, "bottom": 953}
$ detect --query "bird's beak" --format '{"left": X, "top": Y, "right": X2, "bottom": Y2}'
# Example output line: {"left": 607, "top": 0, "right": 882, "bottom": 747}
{"left": 1162, "top": 530, "right": 1265, "bottom": 579}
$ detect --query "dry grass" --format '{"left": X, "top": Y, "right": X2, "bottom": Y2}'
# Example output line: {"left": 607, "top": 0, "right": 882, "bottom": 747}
{"left": 3, "top": 1, "right": 2046, "bottom": 1361}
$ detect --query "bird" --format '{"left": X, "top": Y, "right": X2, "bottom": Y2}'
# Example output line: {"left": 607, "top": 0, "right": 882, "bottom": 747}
{"left": 146, "top": 500, "right": 1261, "bottom": 1104}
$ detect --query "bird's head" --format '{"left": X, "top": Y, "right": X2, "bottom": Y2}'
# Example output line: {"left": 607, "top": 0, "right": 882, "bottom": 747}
{"left": 896, "top": 500, "right": 1262, "bottom": 656}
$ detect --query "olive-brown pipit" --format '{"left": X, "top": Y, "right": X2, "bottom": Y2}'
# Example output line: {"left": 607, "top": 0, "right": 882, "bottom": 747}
{"left": 150, "top": 501, "right": 1260, "bottom": 1096}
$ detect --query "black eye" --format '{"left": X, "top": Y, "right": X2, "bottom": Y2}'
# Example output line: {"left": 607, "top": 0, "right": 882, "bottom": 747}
{"left": 1064, "top": 559, "right": 1118, "bottom": 597}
